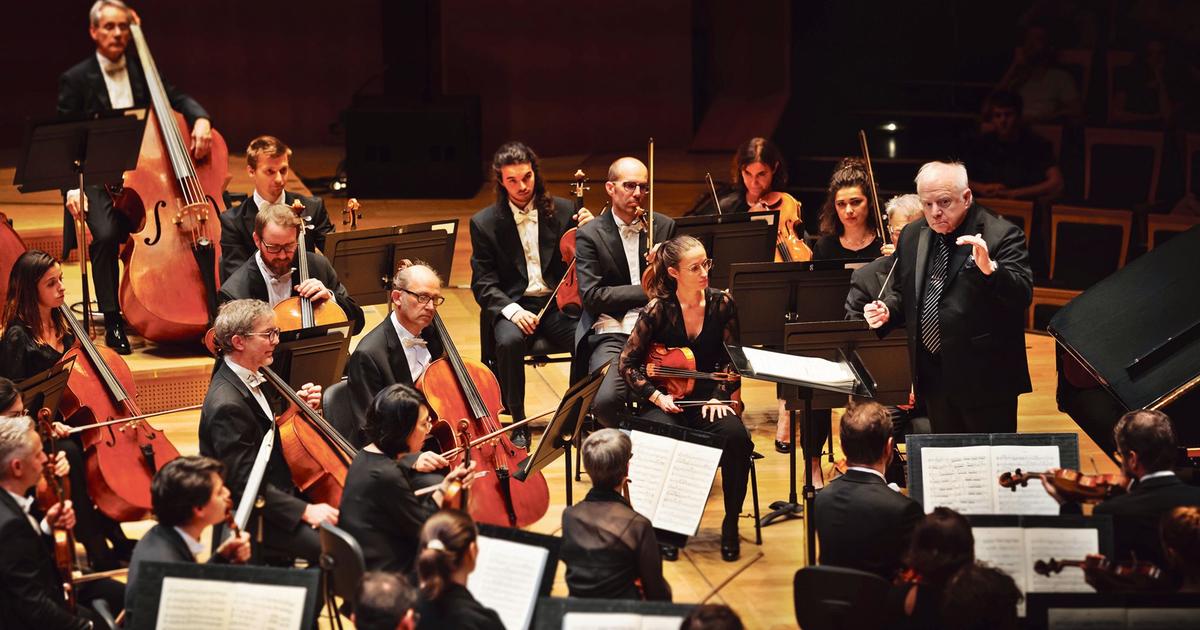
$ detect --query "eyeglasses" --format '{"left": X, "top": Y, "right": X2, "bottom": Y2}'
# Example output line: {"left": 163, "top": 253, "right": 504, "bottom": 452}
{"left": 242, "top": 328, "right": 281, "bottom": 341}
{"left": 262, "top": 242, "right": 299, "bottom": 255}
{"left": 615, "top": 181, "right": 651, "bottom": 194}
{"left": 400, "top": 288, "right": 446, "bottom": 307}
{"left": 683, "top": 259, "right": 714, "bottom": 274}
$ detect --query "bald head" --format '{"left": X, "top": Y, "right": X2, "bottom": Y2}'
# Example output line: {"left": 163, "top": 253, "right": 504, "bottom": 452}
{"left": 607, "top": 157, "right": 646, "bottom": 182}
{"left": 390, "top": 263, "right": 442, "bottom": 335}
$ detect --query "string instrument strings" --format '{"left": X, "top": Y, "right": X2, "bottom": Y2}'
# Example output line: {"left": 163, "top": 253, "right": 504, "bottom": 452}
{"left": 858, "top": 129, "right": 889, "bottom": 244}
{"left": 997, "top": 468, "right": 1127, "bottom": 504}
{"left": 273, "top": 199, "right": 348, "bottom": 332}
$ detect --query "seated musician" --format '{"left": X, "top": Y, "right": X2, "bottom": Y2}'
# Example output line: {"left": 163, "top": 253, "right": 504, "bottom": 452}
{"left": 576, "top": 157, "right": 676, "bottom": 428}
{"left": 693, "top": 137, "right": 804, "bottom": 253}
{"left": 344, "top": 263, "right": 445, "bottom": 447}
{"left": 414, "top": 509, "right": 504, "bottom": 630}
{"left": 219, "top": 203, "right": 364, "bottom": 335}
{"left": 199, "top": 299, "right": 332, "bottom": 565}
{"left": 560, "top": 428, "right": 671, "bottom": 601}
{"left": 1, "top": 250, "right": 134, "bottom": 570}
{"left": 938, "top": 563, "right": 1023, "bottom": 630}
{"left": 125, "top": 456, "right": 251, "bottom": 623}
{"left": 844, "top": 194, "right": 924, "bottom": 320}
{"left": 340, "top": 383, "right": 475, "bottom": 574}
{"left": 354, "top": 571, "right": 419, "bottom": 630}
{"left": 1041, "top": 410, "right": 1200, "bottom": 567}
{"left": 0, "top": 415, "right": 126, "bottom": 629}
{"left": 618, "top": 235, "right": 753, "bottom": 562}
{"left": 219, "top": 135, "right": 334, "bottom": 282}
{"left": 469, "top": 141, "right": 593, "bottom": 449}
{"left": 1162, "top": 506, "right": 1200, "bottom": 593}
{"left": 811, "top": 158, "right": 883, "bottom": 261}
{"left": 888, "top": 507, "right": 976, "bottom": 630}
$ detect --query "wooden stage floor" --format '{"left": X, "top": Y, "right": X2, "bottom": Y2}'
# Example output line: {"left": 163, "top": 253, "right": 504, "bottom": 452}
{"left": 0, "top": 148, "right": 1113, "bottom": 629}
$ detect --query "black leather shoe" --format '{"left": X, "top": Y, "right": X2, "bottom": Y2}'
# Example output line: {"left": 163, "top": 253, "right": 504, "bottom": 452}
{"left": 659, "top": 543, "right": 679, "bottom": 562}
{"left": 105, "top": 319, "right": 132, "bottom": 355}
{"left": 721, "top": 517, "right": 740, "bottom": 562}
{"left": 774, "top": 440, "right": 791, "bottom": 454}
{"left": 510, "top": 426, "right": 530, "bottom": 450}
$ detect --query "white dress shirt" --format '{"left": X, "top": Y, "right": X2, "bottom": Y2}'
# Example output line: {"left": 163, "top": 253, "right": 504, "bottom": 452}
{"left": 253, "top": 189, "right": 285, "bottom": 212}
{"left": 592, "top": 211, "right": 644, "bottom": 335}
{"left": 173, "top": 526, "right": 207, "bottom": 559}
{"left": 254, "top": 250, "right": 295, "bottom": 308}
{"left": 97, "top": 52, "right": 134, "bottom": 109}
{"left": 391, "top": 311, "right": 432, "bottom": 380}
{"left": 224, "top": 356, "right": 274, "bottom": 422}
{"left": 498, "top": 200, "right": 551, "bottom": 323}
{"left": 845, "top": 466, "right": 903, "bottom": 492}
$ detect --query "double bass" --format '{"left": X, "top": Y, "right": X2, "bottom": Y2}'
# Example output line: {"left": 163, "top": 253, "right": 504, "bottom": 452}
{"left": 114, "top": 15, "right": 227, "bottom": 343}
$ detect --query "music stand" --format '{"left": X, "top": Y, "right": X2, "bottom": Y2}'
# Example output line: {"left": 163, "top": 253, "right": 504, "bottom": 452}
{"left": 674, "top": 211, "right": 778, "bottom": 289}
{"left": 272, "top": 322, "right": 353, "bottom": 390}
{"left": 532, "top": 597, "right": 695, "bottom": 630}
{"left": 726, "top": 342, "right": 876, "bottom": 565}
{"left": 129, "top": 561, "right": 321, "bottom": 630}
{"left": 514, "top": 363, "right": 607, "bottom": 505}
{"left": 15, "top": 358, "right": 75, "bottom": 417}
{"left": 323, "top": 219, "right": 459, "bottom": 306}
{"left": 728, "top": 259, "right": 871, "bottom": 347}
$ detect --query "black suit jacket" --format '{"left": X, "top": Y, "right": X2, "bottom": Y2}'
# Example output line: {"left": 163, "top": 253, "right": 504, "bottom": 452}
{"left": 125, "top": 524, "right": 228, "bottom": 622}
{"left": 1093, "top": 474, "right": 1200, "bottom": 566}
{"left": 0, "top": 491, "right": 87, "bottom": 630}
{"left": 845, "top": 254, "right": 900, "bottom": 320}
{"left": 219, "top": 250, "right": 365, "bottom": 335}
{"left": 812, "top": 469, "right": 924, "bottom": 579}
{"left": 58, "top": 51, "right": 209, "bottom": 122}
{"left": 218, "top": 192, "right": 335, "bottom": 283}
{"left": 343, "top": 316, "right": 444, "bottom": 447}
{"left": 883, "top": 202, "right": 1032, "bottom": 406}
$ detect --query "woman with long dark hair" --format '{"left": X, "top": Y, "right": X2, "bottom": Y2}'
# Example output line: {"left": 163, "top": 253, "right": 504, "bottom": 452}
{"left": 889, "top": 507, "right": 977, "bottom": 629}
{"left": 812, "top": 158, "right": 883, "bottom": 260}
{"left": 414, "top": 509, "right": 503, "bottom": 630}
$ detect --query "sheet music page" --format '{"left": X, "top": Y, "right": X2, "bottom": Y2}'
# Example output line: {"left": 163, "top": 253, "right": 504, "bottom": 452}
{"left": 562, "top": 613, "right": 686, "bottom": 630}
{"left": 155, "top": 577, "right": 307, "bottom": 630}
{"left": 1024, "top": 527, "right": 1099, "bottom": 594}
{"left": 627, "top": 431, "right": 678, "bottom": 521}
{"left": 1126, "top": 608, "right": 1200, "bottom": 628}
{"left": 919, "top": 445, "right": 995, "bottom": 514}
{"left": 652, "top": 441, "right": 722, "bottom": 535}
{"left": 640, "top": 616, "right": 689, "bottom": 630}
{"left": 991, "top": 445, "right": 1063, "bottom": 515}
{"left": 972, "top": 527, "right": 1030, "bottom": 591}
{"left": 467, "top": 536, "right": 548, "bottom": 630}
{"left": 1046, "top": 608, "right": 1127, "bottom": 630}
{"left": 739, "top": 346, "right": 856, "bottom": 388}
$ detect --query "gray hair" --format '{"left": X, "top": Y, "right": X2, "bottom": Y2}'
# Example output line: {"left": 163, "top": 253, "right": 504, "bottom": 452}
{"left": 89, "top": 0, "right": 130, "bottom": 26}
{"left": 581, "top": 428, "right": 632, "bottom": 490}
{"left": 213, "top": 299, "right": 273, "bottom": 351}
{"left": 391, "top": 262, "right": 441, "bottom": 291}
{"left": 0, "top": 417, "right": 37, "bottom": 478}
{"left": 914, "top": 161, "right": 969, "bottom": 193}
{"left": 885, "top": 194, "right": 924, "bottom": 223}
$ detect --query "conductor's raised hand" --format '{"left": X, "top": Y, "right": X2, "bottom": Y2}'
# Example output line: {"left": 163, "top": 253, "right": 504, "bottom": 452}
{"left": 957, "top": 233, "right": 997, "bottom": 275}
{"left": 863, "top": 300, "right": 890, "bottom": 329}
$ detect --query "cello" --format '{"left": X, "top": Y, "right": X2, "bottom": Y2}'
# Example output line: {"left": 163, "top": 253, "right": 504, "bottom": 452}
{"left": 58, "top": 304, "right": 181, "bottom": 521}
{"left": 114, "top": 14, "right": 227, "bottom": 344}
{"left": 540, "top": 170, "right": 588, "bottom": 320}
{"left": 272, "top": 199, "right": 348, "bottom": 332}
{"left": 0, "top": 210, "right": 28, "bottom": 300}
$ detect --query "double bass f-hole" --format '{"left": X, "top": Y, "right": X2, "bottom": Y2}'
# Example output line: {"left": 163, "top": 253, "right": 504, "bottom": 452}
{"left": 144, "top": 200, "right": 167, "bottom": 246}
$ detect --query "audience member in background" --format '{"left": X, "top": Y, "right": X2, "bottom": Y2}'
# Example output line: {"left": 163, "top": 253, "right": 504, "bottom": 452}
{"left": 680, "top": 604, "right": 744, "bottom": 630}
{"left": 964, "top": 91, "right": 1063, "bottom": 203}
{"left": 1162, "top": 506, "right": 1200, "bottom": 593}
{"left": 997, "top": 23, "right": 1082, "bottom": 124}
{"left": 1110, "top": 35, "right": 1188, "bottom": 129}
{"left": 939, "top": 563, "right": 1023, "bottom": 630}
{"left": 811, "top": 158, "right": 883, "bottom": 261}
{"left": 354, "top": 571, "right": 418, "bottom": 630}
{"left": 560, "top": 428, "right": 670, "bottom": 601}
{"left": 844, "top": 194, "right": 924, "bottom": 320}
{"left": 814, "top": 402, "right": 922, "bottom": 579}
{"left": 414, "top": 509, "right": 503, "bottom": 630}
{"left": 889, "top": 507, "right": 976, "bottom": 630}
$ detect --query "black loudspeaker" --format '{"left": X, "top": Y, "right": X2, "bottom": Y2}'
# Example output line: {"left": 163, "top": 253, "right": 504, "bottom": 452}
{"left": 344, "top": 97, "right": 482, "bottom": 199}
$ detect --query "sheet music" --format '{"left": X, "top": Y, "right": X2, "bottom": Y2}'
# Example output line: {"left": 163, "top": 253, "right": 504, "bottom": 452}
{"left": 562, "top": 613, "right": 687, "bottom": 630}
{"left": 1126, "top": 608, "right": 1200, "bottom": 628}
{"left": 1025, "top": 528, "right": 1098, "bottom": 594}
{"left": 627, "top": 431, "right": 676, "bottom": 520}
{"left": 1047, "top": 608, "right": 1127, "bottom": 630}
{"left": 991, "top": 445, "right": 1062, "bottom": 515}
{"left": 155, "top": 577, "right": 307, "bottom": 630}
{"left": 467, "top": 536, "right": 549, "bottom": 630}
{"left": 739, "top": 346, "right": 856, "bottom": 388}
{"left": 919, "top": 445, "right": 994, "bottom": 513}
{"left": 652, "top": 441, "right": 722, "bottom": 535}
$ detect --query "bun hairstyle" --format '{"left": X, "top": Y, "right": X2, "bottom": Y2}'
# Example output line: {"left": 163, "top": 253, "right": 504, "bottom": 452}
{"left": 363, "top": 383, "right": 428, "bottom": 458}
{"left": 416, "top": 509, "right": 478, "bottom": 601}
{"left": 819, "top": 157, "right": 878, "bottom": 237}
{"left": 646, "top": 235, "right": 704, "bottom": 300}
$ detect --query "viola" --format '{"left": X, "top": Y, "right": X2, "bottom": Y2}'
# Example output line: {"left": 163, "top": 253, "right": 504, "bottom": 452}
{"left": 1035, "top": 555, "right": 1167, "bottom": 592}
{"left": 771, "top": 195, "right": 813, "bottom": 263}
{"left": 273, "top": 199, "right": 348, "bottom": 332}
{"left": 543, "top": 170, "right": 587, "bottom": 319}
{"left": 114, "top": 15, "right": 226, "bottom": 344}
{"left": 0, "top": 211, "right": 28, "bottom": 305}
{"left": 58, "top": 304, "right": 181, "bottom": 521}
{"left": 645, "top": 344, "right": 743, "bottom": 414}
{"left": 341, "top": 198, "right": 362, "bottom": 231}
{"left": 34, "top": 408, "right": 77, "bottom": 612}
{"left": 998, "top": 468, "right": 1127, "bottom": 504}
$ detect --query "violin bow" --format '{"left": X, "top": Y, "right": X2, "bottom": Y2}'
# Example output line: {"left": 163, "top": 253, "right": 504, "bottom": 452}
{"left": 232, "top": 421, "right": 275, "bottom": 534}
{"left": 858, "top": 130, "right": 888, "bottom": 244}
{"left": 706, "top": 172, "right": 723, "bottom": 215}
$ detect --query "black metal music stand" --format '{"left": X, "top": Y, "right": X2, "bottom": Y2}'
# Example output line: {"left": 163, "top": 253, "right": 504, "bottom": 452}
{"left": 273, "top": 322, "right": 354, "bottom": 390}
{"left": 15, "top": 358, "right": 76, "bottom": 416}
{"left": 323, "top": 219, "right": 459, "bottom": 306}
{"left": 674, "top": 211, "right": 778, "bottom": 289}
{"left": 728, "top": 259, "right": 871, "bottom": 347}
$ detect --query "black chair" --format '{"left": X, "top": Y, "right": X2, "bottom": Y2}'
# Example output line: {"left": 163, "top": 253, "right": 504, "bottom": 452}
{"left": 794, "top": 565, "right": 893, "bottom": 630}
{"left": 322, "top": 378, "right": 357, "bottom": 446}
{"left": 319, "top": 522, "right": 366, "bottom": 630}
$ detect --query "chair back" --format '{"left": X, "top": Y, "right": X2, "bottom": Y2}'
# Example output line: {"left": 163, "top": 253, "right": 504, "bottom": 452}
{"left": 1084, "top": 128, "right": 1163, "bottom": 205}
{"left": 319, "top": 522, "right": 367, "bottom": 614}
{"left": 322, "top": 378, "right": 358, "bottom": 447}
{"left": 794, "top": 565, "right": 892, "bottom": 630}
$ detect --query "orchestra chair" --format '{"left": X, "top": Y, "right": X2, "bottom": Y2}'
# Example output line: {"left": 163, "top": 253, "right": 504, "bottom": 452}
{"left": 1057, "top": 49, "right": 1095, "bottom": 106}
{"left": 1084, "top": 128, "right": 1164, "bottom": 206}
{"left": 319, "top": 522, "right": 366, "bottom": 629}
{"left": 1030, "top": 124, "right": 1064, "bottom": 161}
{"left": 1029, "top": 204, "right": 1132, "bottom": 330}
{"left": 1147, "top": 215, "right": 1200, "bottom": 251}
{"left": 794, "top": 565, "right": 892, "bottom": 630}
{"left": 1104, "top": 50, "right": 1137, "bottom": 126}
{"left": 977, "top": 198, "right": 1034, "bottom": 247}
{"left": 523, "top": 336, "right": 573, "bottom": 401}
{"left": 322, "top": 378, "right": 356, "bottom": 445}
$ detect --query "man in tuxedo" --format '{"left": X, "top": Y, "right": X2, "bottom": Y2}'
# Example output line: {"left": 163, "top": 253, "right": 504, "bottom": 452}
{"left": 1044, "top": 410, "right": 1200, "bottom": 567}
{"left": 469, "top": 142, "right": 593, "bottom": 448}
{"left": 58, "top": 0, "right": 213, "bottom": 354}
{"left": 865, "top": 161, "right": 1032, "bottom": 434}
{"left": 343, "top": 263, "right": 445, "bottom": 447}
{"left": 199, "top": 299, "right": 332, "bottom": 565}
{"left": 0, "top": 416, "right": 124, "bottom": 629}
{"left": 219, "top": 135, "right": 334, "bottom": 282}
{"left": 219, "top": 203, "right": 364, "bottom": 335}
{"left": 125, "top": 456, "right": 251, "bottom": 622}
{"left": 575, "top": 157, "right": 677, "bottom": 428}
{"left": 813, "top": 401, "right": 923, "bottom": 579}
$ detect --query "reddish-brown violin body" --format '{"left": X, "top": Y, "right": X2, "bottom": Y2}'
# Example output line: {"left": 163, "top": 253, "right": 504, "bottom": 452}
{"left": 552, "top": 170, "right": 587, "bottom": 317}
{"left": 34, "top": 408, "right": 77, "bottom": 611}
{"left": 0, "top": 211, "right": 28, "bottom": 300}
{"left": 998, "top": 468, "right": 1127, "bottom": 504}
{"left": 645, "top": 344, "right": 743, "bottom": 414}
{"left": 263, "top": 366, "right": 356, "bottom": 507}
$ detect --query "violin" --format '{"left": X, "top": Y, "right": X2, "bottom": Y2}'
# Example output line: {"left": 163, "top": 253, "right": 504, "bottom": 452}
{"left": 540, "top": 170, "right": 588, "bottom": 320}
{"left": 273, "top": 199, "right": 348, "bottom": 332}
{"left": 115, "top": 15, "right": 227, "bottom": 344}
{"left": 998, "top": 468, "right": 1128, "bottom": 504}
{"left": 858, "top": 130, "right": 889, "bottom": 245}
{"left": 0, "top": 211, "right": 28, "bottom": 314}
{"left": 1035, "top": 555, "right": 1167, "bottom": 592}
{"left": 34, "top": 408, "right": 77, "bottom": 612}
{"left": 645, "top": 344, "right": 743, "bottom": 414}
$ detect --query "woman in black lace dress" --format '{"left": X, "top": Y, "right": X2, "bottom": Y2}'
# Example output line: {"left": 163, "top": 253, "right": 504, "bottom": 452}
{"left": 618, "top": 235, "right": 754, "bottom": 562}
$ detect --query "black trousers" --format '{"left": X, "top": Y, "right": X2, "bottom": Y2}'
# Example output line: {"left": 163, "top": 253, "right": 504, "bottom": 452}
{"left": 916, "top": 348, "right": 1018, "bottom": 434}
{"left": 588, "top": 333, "right": 632, "bottom": 429}
{"left": 63, "top": 186, "right": 133, "bottom": 314}
{"left": 492, "top": 297, "right": 576, "bottom": 421}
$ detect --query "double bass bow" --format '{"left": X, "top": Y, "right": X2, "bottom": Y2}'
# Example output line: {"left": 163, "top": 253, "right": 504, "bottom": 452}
{"left": 273, "top": 199, "right": 348, "bottom": 332}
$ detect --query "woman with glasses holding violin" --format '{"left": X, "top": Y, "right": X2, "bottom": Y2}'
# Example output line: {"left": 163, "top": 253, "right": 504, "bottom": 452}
{"left": 617, "top": 235, "right": 753, "bottom": 562}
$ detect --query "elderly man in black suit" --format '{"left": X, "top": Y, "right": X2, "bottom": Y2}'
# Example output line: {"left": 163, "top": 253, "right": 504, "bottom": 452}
{"left": 343, "top": 262, "right": 446, "bottom": 447}
{"left": 199, "top": 299, "right": 330, "bottom": 565}
{"left": 219, "top": 135, "right": 334, "bottom": 282}
{"left": 58, "top": 0, "right": 213, "bottom": 354}
{"left": 219, "top": 203, "right": 364, "bottom": 335}
{"left": 865, "top": 161, "right": 1033, "bottom": 434}
{"left": 469, "top": 142, "right": 593, "bottom": 448}
{"left": 813, "top": 401, "right": 923, "bottom": 579}
{"left": 125, "top": 456, "right": 250, "bottom": 623}
{"left": 575, "top": 157, "right": 677, "bottom": 428}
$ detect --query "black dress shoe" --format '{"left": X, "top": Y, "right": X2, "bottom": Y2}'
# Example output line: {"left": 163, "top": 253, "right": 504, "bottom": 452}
{"left": 510, "top": 426, "right": 530, "bottom": 450}
{"left": 105, "top": 319, "right": 132, "bottom": 355}
{"left": 659, "top": 543, "right": 679, "bottom": 561}
{"left": 775, "top": 440, "right": 791, "bottom": 454}
{"left": 721, "top": 517, "right": 740, "bottom": 562}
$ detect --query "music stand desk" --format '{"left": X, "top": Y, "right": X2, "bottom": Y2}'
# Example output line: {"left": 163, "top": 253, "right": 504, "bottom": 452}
{"left": 324, "top": 219, "right": 459, "bottom": 306}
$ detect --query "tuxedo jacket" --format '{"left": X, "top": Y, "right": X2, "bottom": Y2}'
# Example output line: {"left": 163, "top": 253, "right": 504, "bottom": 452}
{"left": 812, "top": 469, "right": 924, "bottom": 579}
{"left": 1093, "top": 474, "right": 1200, "bottom": 566}
{"left": 125, "top": 524, "right": 228, "bottom": 622}
{"left": 845, "top": 254, "right": 900, "bottom": 320}
{"left": 0, "top": 491, "right": 87, "bottom": 630}
{"left": 883, "top": 202, "right": 1032, "bottom": 406}
{"left": 219, "top": 192, "right": 335, "bottom": 282}
{"left": 343, "top": 316, "right": 444, "bottom": 447}
{"left": 219, "top": 250, "right": 365, "bottom": 335}
{"left": 58, "top": 51, "right": 209, "bottom": 123}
